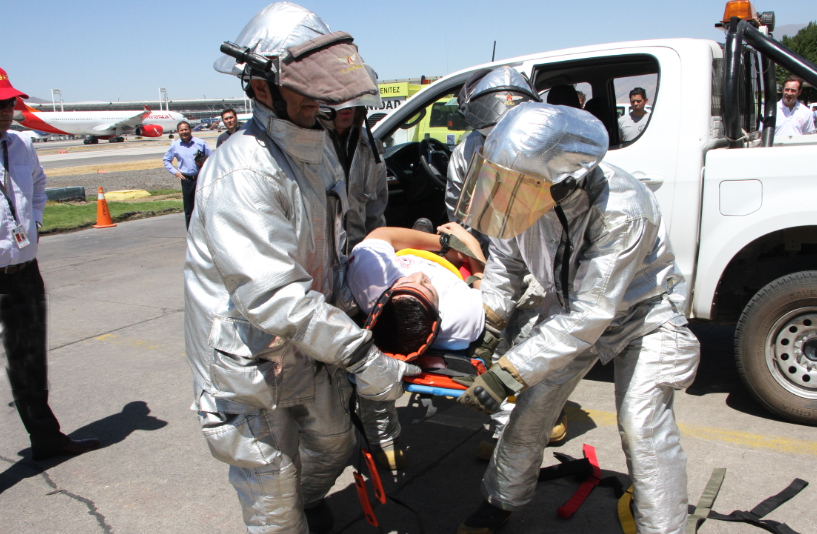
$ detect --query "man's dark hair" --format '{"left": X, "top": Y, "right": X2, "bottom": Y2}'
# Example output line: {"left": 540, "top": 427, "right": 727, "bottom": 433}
{"left": 177, "top": 120, "right": 191, "bottom": 131}
{"left": 784, "top": 75, "right": 804, "bottom": 91}
{"left": 221, "top": 108, "right": 237, "bottom": 119}
{"left": 629, "top": 87, "right": 647, "bottom": 100}
{"left": 371, "top": 295, "right": 436, "bottom": 355}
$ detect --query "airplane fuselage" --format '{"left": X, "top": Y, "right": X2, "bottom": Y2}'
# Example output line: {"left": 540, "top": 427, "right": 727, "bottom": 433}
{"left": 14, "top": 108, "right": 186, "bottom": 138}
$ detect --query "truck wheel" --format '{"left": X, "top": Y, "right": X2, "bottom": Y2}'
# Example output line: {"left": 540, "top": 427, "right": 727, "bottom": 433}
{"left": 735, "top": 271, "right": 817, "bottom": 425}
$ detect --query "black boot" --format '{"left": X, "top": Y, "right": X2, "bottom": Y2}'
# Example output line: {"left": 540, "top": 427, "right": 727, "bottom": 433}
{"left": 456, "top": 500, "right": 512, "bottom": 534}
{"left": 304, "top": 499, "right": 334, "bottom": 534}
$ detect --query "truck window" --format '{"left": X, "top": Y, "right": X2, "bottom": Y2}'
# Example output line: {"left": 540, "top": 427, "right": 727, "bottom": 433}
{"left": 613, "top": 73, "right": 658, "bottom": 144}
{"left": 382, "top": 91, "right": 471, "bottom": 150}
{"left": 531, "top": 54, "right": 659, "bottom": 148}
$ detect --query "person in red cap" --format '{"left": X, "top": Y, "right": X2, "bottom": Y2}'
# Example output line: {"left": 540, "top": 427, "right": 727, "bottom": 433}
{"left": 0, "top": 67, "right": 99, "bottom": 460}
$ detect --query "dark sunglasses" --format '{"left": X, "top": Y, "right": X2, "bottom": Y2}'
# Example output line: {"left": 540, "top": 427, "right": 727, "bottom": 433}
{"left": 0, "top": 98, "right": 16, "bottom": 110}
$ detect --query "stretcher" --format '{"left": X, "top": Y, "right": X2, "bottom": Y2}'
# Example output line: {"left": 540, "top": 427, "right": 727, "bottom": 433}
{"left": 401, "top": 351, "right": 487, "bottom": 398}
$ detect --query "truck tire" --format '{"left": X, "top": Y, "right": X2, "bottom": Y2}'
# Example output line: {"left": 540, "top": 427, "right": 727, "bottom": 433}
{"left": 735, "top": 271, "right": 817, "bottom": 425}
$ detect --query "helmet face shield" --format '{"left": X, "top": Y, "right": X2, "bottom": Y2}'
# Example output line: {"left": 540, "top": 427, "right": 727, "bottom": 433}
{"left": 455, "top": 151, "right": 556, "bottom": 239}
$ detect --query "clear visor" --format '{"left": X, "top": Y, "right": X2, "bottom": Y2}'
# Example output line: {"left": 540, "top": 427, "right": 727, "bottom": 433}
{"left": 454, "top": 151, "right": 555, "bottom": 239}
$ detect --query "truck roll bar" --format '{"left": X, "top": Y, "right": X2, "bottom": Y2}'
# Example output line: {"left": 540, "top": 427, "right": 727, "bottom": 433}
{"left": 723, "top": 17, "right": 817, "bottom": 148}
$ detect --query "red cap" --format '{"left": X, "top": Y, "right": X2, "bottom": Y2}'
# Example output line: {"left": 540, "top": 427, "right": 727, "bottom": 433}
{"left": 0, "top": 68, "right": 29, "bottom": 100}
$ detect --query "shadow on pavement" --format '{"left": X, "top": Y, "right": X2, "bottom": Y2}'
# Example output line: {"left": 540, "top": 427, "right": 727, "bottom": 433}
{"left": 332, "top": 398, "right": 618, "bottom": 534}
{"left": 0, "top": 401, "right": 167, "bottom": 495}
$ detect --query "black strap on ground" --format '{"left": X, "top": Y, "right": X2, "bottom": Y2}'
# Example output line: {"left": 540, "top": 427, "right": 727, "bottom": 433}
{"left": 537, "top": 452, "right": 627, "bottom": 498}
{"left": 704, "top": 478, "right": 808, "bottom": 534}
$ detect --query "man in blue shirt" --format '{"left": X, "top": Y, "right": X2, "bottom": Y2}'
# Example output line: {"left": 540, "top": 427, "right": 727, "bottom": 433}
{"left": 163, "top": 121, "right": 211, "bottom": 229}
{"left": 0, "top": 67, "right": 99, "bottom": 460}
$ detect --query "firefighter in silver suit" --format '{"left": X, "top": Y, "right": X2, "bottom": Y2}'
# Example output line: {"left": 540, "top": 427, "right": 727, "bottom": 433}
{"left": 184, "top": 4, "right": 418, "bottom": 533}
{"left": 453, "top": 102, "right": 700, "bottom": 534}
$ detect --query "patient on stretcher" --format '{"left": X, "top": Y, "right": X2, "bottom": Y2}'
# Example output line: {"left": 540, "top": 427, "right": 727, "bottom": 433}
{"left": 347, "top": 223, "right": 487, "bottom": 357}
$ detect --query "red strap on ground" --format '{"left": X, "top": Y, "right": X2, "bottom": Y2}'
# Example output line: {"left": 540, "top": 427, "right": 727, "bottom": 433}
{"left": 557, "top": 444, "right": 602, "bottom": 519}
{"left": 362, "top": 449, "right": 387, "bottom": 504}
{"left": 353, "top": 471, "right": 379, "bottom": 526}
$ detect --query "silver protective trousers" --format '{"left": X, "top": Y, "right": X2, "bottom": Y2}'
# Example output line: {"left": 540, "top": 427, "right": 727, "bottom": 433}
{"left": 358, "top": 397, "right": 401, "bottom": 450}
{"left": 483, "top": 321, "right": 699, "bottom": 534}
{"left": 199, "top": 367, "right": 355, "bottom": 534}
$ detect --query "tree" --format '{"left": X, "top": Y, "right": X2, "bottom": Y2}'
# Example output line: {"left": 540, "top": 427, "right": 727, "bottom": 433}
{"left": 776, "top": 22, "right": 817, "bottom": 103}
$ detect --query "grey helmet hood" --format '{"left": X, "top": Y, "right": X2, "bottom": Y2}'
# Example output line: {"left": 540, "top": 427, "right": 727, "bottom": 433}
{"left": 214, "top": 2, "right": 378, "bottom": 106}
{"left": 214, "top": 2, "right": 330, "bottom": 77}
{"left": 482, "top": 102, "right": 608, "bottom": 186}
{"left": 462, "top": 66, "right": 540, "bottom": 130}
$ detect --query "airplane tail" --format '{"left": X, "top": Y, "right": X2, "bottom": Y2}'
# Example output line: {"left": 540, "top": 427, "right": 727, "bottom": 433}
{"left": 14, "top": 98, "right": 39, "bottom": 113}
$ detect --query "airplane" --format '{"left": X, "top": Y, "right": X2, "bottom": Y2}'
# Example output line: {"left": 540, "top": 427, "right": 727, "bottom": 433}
{"left": 12, "top": 99, "right": 187, "bottom": 144}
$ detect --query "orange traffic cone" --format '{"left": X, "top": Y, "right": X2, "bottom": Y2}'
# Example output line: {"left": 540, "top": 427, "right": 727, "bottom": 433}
{"left": 93, "top": 187, "right": 117, "bottom": 228}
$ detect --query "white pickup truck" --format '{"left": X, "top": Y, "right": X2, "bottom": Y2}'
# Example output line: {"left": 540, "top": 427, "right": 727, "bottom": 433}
{"left": 373, "top": 4, "right": 817, "bottom": 425}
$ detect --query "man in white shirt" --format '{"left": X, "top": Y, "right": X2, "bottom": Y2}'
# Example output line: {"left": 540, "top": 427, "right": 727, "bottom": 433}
{"left": 618, "top": 87, "right": 650, "bottom": 142}
{"left": 775, "top": 75, "right": 815, "bottom": 137}
{"left": 348, "top": 225, "right": 486, "bottom": 352}
{"left": 347, "top": 223, "right": 486, "bottom": 468}
{"left": 0, "top": 68, "right": 99, "bottom": 461}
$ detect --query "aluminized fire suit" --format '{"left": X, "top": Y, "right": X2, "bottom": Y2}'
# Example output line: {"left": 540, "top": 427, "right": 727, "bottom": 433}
{"left": 184, "top": 101, "right": 412, "bottom": 533}
{"left": 323, "top": 113, "right": 387, "bottom": 251}
{"left": 446, "top": 129, "right": 484, "bottom": 222}
{"left": 478, "top": 158, "right": 700, "bottom": 533}
{"left": 322, "top": 111, "right": 393, "bottom": 450}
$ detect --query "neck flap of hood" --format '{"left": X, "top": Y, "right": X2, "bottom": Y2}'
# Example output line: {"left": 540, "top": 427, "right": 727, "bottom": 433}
{"left": 253, "top": 100, "right": 325, "bottom": 164}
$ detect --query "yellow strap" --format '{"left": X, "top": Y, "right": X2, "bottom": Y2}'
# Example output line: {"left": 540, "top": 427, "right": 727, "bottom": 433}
{"left": 617, "top": 485, "right": 636, "bottom": 534}
{"left": 396, "top": 249, "right": 464, "bottom": 280}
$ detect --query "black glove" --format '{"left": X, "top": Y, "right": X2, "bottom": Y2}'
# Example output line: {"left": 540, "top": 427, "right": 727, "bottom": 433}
{"left": 454, "top": 364, "right": 524, "bottom": 414}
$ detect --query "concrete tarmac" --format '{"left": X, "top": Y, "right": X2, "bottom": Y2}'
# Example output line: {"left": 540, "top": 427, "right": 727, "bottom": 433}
{"left": 0, "top": 214, "right": 815, "bottom": 533}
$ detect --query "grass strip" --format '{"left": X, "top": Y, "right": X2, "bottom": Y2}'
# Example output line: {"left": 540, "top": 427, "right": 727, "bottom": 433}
{"left": 149, "top": 188, "right": 182, "bottom": 196}
{"left": 41, "top": 198, "right": 183, "bottom": 234}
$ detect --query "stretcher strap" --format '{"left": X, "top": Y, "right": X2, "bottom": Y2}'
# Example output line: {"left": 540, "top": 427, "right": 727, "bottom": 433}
{"left": 617, "top": 468, "right": 808, "bottom": 534}
{"left": 557, "top": 444, "right": 601, "bottom": 519}
{"left": 617, "top": 485, "right": 636, "bottom": 534}
{"left": 347, "top": 384, "right": 426, "bottom": 533}
{"left": 705, "top": 478, "right": 808, "bottom": 534}
{"left": 686, "top": 467, "right": 726, "bottom": 534}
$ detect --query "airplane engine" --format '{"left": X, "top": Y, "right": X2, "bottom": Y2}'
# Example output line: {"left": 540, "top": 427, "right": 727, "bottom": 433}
{"left": 136, "top": 124, "right": 163, "bottom": 137}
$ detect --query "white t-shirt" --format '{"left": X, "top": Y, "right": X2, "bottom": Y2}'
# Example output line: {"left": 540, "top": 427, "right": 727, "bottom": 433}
{"left": 347, "top": 239, "right": 485, "bottom": 350}
{"left": 775, "top": 100, "right": 816, "bottom": 137}
{"left": 618, "top": 110, "right": 650, "bottom": 141}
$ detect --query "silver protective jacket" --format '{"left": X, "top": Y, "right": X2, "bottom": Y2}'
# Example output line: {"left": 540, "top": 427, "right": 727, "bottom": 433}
{"left": 445, "top": 130, "right": 484, "bottom": 222}
{"left": 322, "top": 120, "right": 388, "bottom": 250}
{"left": 481, "top": 162, "right": 687, "bottom": 385}
{"left": 184, "top": 102, "right": 400, "bottom": 414}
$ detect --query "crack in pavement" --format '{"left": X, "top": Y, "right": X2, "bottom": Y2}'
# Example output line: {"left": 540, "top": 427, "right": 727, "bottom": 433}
{"left": 49, "top": 307, "right": 184, "bottom": 352}
{"left": 0, "top": 454, "right": 113, "bottom": 533}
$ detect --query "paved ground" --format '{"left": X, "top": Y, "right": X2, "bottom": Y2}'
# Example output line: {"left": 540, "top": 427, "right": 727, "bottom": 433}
{"left": 0, "top": 214, "right": 815, "bottom": 534}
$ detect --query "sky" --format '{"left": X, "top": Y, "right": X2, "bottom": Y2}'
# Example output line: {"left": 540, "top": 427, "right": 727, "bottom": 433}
{"left": 3, "top": 0, "right": 815, "bottom": 104}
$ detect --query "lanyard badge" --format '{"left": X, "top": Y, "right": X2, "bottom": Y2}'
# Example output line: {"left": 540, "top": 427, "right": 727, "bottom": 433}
{"left": 11, "top": 223, "right": 29, "bottom": 249}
